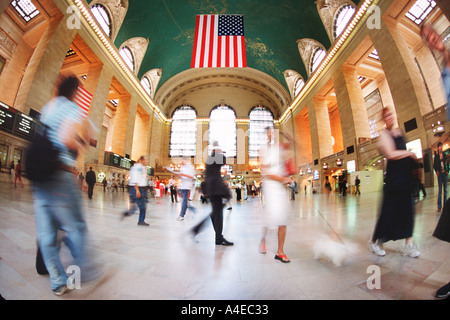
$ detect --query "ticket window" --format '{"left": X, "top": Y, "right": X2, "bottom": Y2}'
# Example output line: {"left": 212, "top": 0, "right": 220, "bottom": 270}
{"left": 0, "top": 144, "right": 8, "bottom": 171}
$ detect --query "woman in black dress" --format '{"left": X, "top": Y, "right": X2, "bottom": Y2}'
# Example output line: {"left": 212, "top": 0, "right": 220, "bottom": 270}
{"left": 368, "top": 107, "right": 420, "bottom": 258}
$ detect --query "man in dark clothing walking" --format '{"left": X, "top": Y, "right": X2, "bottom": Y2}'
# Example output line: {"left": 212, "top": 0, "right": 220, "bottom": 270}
{"left": 355, "top": 176, "right": 361, "bottom": 196}
{"left": 191, "top": 141, "right": 233, "bottom": 246}
{"left": 433, "top": 142, "right": 448, "bottom": 211}
{"left": 85, "top": 167, "right": 96, "bottom": 199}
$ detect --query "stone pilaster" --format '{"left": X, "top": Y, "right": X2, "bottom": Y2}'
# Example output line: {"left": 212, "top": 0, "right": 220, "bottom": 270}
{"left": 369, "top": 17, "right": 429, "bottom": 144}
{"left": 111, "top": 95, "right": 138, "bottom": 157}
{"left": 15, "top": 12, "right": 76, "bottom": 114}
{"left": 308, "top": 96, "right": 333, "bottom": 162}
{"left": 82, "top": 64, "right": 113, "bottom": 165}
{"left": 332, "top": 65, "right": 370, "bottom": 155}
{"left": 0, "top": 1, "right": 12, "bottom": 16}
{"left": 236, "top": 122, "right": 249, "bottom": 171}
{"left": 294, "top": 112, "right": 312, "bottom": 166}
{"left": 435, "top": 0, "right": 450, "bottom": 21}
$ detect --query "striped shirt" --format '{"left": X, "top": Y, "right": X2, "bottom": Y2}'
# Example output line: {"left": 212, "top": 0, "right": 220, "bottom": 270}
{"left": 40, "top": 96, "right": 84, "bottom": 168}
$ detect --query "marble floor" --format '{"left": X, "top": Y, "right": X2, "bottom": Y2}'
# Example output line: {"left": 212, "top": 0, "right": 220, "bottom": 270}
{"left": 0, "top": 180, "right": 449, "bottom": 301}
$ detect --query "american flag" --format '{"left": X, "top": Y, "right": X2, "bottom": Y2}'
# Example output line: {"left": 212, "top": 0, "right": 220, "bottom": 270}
{"left": 74, "top": 85, "right": 92, "bottom": 120}
{"left": 191, "top": 14, "right": 247, "bottom": 68}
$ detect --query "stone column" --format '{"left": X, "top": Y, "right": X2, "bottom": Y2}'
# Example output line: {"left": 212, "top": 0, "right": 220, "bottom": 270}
{"left": 82, "top": 64, "right": 113, "bottom": 165}
{"left": 294, "top": 112, "right": 312, "bottom": 166}
{"left": 131, "top": 111, "right": 153, "bottom": 160}
{"left": 0, "top": 1, "right": 12, "bottom": 16}
{"left": 149, "top": 114, "right": 164, "bottom": 168}
{"left": 15, "top": 12, "right": 77, "bottom": 114}
{"left": 332, "top": 65, "right": 371, "bottom": 156}
{"left": 369, "top": 17, "right": 429, "bottom": 144}
{"left": 236, "top": 122, "right": 248, "bottom": 171}
{"left": 111, "top": 95, "right": 138, "bottom": 158}
{"left": 435, "top": 0, "right": 450, "bottom": 21}
{"left": 308, "top": 96, "right": 333, "bottom": 162}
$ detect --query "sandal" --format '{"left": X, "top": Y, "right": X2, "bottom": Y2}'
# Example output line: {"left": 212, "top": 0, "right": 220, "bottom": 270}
{"left": 259, "top": 244, "right": 266, "bottom": 254}
{"left": 274, "top": 254, "right": 290, "bottom": 263}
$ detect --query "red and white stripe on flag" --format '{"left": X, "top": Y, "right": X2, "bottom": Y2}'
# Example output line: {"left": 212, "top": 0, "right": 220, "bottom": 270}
{"left": 74, "top": 85, "right": 92, "bottom": 119}
{"left": 191, "top": 14, "right": 247, "bottom": 68}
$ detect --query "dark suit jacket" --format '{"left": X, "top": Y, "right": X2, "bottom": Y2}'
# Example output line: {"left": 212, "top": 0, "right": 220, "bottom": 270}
{"left": 204, "top": 151, "right": 230, "bottom": 199}
{"left": 85, "top": 170, "right": 96, "bottom": 185}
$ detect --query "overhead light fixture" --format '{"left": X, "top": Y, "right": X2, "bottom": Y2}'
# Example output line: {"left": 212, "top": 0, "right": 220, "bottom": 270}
{"left": 432, "top": 121, "right": 445, "bottom": 137}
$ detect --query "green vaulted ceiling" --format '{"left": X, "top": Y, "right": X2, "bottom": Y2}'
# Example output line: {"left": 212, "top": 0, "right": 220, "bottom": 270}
{"left": 90, "top": 0, "right": 360, "bottom": 93}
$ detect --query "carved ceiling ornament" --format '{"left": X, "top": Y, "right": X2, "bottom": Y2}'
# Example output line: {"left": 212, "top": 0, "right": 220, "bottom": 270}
{"left": 297, "top": 38, "right": 325, "bottom": 78}
{"left": 283, "top": 70, "right": 304, "bottom": 99}
{"left": 119, "top": 37, "right": 149, "bottom": 76}
{"left": 141, "top": 68, "right": 163, "bottom": 99}
{"left": 316, "top": 0, "right": 356, "bottom": 43}
{"left": 90, "top": 0, "right": 129, "bottom": 41}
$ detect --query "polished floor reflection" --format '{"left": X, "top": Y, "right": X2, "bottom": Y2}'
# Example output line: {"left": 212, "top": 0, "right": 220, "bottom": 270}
{"left": 0, "top": 180, "right": 449, "bottom": 300}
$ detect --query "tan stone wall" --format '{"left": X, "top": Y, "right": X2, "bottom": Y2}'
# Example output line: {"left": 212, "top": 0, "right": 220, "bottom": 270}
{"left": 0, "top": 14, "right": 37, "bottom": 107}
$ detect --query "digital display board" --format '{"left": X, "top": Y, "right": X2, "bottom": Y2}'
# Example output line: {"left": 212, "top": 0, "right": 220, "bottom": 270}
{"left": 0, "top": 101, "right": 37, "bottom": 141}
{"left": 104, "top": 152, "right": 134, "bottom": 171}
{"left": 0, "top": 102, "right": 16, "bottom": 133}
{"left": 14, "top": 113, "right": 35, "bottom": 140}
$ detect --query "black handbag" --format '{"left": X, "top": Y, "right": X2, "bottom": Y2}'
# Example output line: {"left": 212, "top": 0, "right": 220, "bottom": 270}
{"left": 25, "top": 124, "right": 60, "bottom": 182}
{"left": 35, "top": 242, "right": 49, "bottom": 275}
{"left": 433, "top": 197, "right": 450, "bottom": 243}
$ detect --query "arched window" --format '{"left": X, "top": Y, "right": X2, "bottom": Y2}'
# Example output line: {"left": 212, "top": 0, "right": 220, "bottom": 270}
{"left": 248, "top": 106, "right": 274, "bottom": 158}
{"left": 91, "top": 4, "right": 112, "bottom": 37}
{"left": 11, "top": 0, "right": 40, "bottom": 22}
{"left": 310, "top": 47, "right": 326, "bottom": 74}
{"left": 141, "top": 76, "right": 152, "bottom": 96}
{"left": 119, "top": 46, "right": 135, "bottom": 73}
{"left": 406, "top": 0, "right": 437, "bottom": 25}
{"left": 293, "top": 78, "right": 305, "bottom": 97}
{"left": 208, "top": 105, "right": 237, "bottom": 157}
{"left": 333, "top": 5, "right": 356, "bottom": 40}
{"left": 170, "top": 106, "right": 197, "bottom": 157}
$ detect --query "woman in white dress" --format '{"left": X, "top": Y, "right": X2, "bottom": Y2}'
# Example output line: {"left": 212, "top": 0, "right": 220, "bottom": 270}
{"left": 258, "top": 127, "right": 292, "bottom": 263}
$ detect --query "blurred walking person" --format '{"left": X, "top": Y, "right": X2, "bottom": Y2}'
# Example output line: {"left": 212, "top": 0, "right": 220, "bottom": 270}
{"left": 422, "top": 23, "right": 450, "bottom": 298}
{"left": 15, "top": 160, "right": 24, "bottom": 187}
{"left": 85, "top": 167, "right": 96, "bottom": 199}
{"left": 433, "top": 142, "right": 448, "bottom": 211}
{"left": 32, "top": 75, "right": 98, "bottom": 296}
{"left": 169, "top": 175, "right": 178, "bottom": 203}
{"left": 176, "top": 159, "right": 196, "bottom": 221}
{"left": 355, "top": 175, "right": 361, "bottom": 196}
{"left": 122, "top": 156, "right": 149, "bottom": 226}
{"left": 191, "top": 142, "right": 233, "bottom": 246}
{"left": 10, "top": 162, "right": 15, "bottom": 184}
{"left": 259, "top": 128, "right": 292, "bottom": 263}
{"left": 421, "top": 24, "right": 450, "bottom": 121}
{"left": 368, "top": 107, "right": 420, "bottom": 258}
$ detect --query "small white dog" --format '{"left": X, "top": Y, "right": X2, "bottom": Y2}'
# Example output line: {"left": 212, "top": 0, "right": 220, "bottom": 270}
{"left": 313, "top": 235, "right": 359, "bottom": 267}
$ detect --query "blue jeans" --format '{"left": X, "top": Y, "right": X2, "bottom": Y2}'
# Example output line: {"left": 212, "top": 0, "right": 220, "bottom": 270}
{"left": 33, "top": 170, "right": 87, "bottom": 291}
{"left": 180, "top": 189, "right": 196, "bottom": 217}
{"left": 128, "top": 187, "right": 148, "bottom": 223}
{"left": 438, "top": 173, "right": 448, "bottom": 209}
